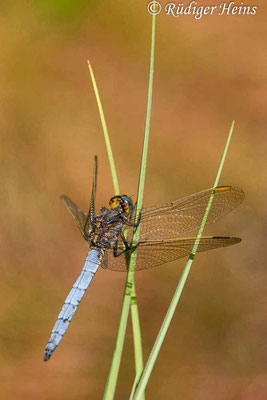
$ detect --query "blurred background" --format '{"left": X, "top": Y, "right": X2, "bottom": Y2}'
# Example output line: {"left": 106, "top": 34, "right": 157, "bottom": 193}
{"left": 0, "top": 1, "right": 266, "bottom": 399}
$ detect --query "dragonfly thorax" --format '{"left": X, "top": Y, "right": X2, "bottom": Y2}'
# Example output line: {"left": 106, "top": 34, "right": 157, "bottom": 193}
{"left": 89, "top": 205, "right": 130, "bottom": 252}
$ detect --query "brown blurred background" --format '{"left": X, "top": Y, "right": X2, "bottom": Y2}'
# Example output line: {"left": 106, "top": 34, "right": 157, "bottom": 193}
{"left": 0, "top": 1, "right": 266, "bottom": 399}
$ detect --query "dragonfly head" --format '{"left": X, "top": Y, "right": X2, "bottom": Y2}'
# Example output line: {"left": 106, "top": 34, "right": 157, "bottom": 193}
{"left": 109, "top": 195, "right": 134, "bottom": 216}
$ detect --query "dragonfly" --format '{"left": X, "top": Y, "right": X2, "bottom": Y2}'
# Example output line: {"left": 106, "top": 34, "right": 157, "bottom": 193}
{"left": 44, "top": 156, "right": 244, "bottom": 361}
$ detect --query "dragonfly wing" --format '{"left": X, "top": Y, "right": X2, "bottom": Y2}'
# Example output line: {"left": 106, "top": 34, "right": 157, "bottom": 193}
{"left": 102, "top": 248, "right": 127, "bottom": 271}
{"left": 61, "top": 195, "right": 87, "bottom": 239}
{"left": 100, "top": 231, "right": 133, "bottom": 270}
{"left": 84, "top": 155, "right": 98, "bottom": 234}
{"left": 138, "top": 186, "right": 244, "bottom": 240}
{"left": 44, "top": 249, "right": 101, "bottom": 361}
{"left": 105, "top": 236, "right": 241, "bottom": 271}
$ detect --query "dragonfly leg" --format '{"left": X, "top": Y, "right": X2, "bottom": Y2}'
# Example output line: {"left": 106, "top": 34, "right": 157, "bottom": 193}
{"left": 113, "top": 232, "right": 130, "bottom": 257}
{"left": 120, "top": 231, "right": 130, "bottom": 249}
{"left": 113, "top": 247, "right": 128, "bottom": 257}
{"left": 113, "top": 237, "right": 139, "bottom": 258}
{"left": 127, "top": 207, "right": 142, "bottom": 228}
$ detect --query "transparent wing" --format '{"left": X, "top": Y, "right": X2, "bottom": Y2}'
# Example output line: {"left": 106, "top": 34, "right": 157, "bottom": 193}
{"left": 102, "top": 236, "right": 241, "bottom": 271}
{"left": 136, "top": 186, "right": 244, "bottom": 241}
{"left": 84, "top": 155, "right": 98, "bottom": 234}
{"left": 61, "top": 156, "right": 98, "bottom": 239}
{"left": 61, "top": 195, "right": 87, "bottom": 239}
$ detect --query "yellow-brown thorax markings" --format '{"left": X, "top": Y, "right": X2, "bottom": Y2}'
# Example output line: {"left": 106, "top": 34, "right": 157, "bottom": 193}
{"left": 89, "top": 195, "right": 134, "bottom": 255}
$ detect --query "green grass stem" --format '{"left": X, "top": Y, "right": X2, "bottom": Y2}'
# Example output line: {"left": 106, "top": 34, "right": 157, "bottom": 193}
{"left": 102, "top": 13, "right": 156, "bottom": 400}
{"left": 87, "top": 55, "right": 152, "bottom": 398}
{"left": 87, "top": 59, "right": 145, "bottom": 395}
{"left": 87, "top": 60, "right": 120, "bottom": 195}
{"left": 132, "top": 121, "right": 235, "bottom": 400}
{"left": 130, "top": 284, "right": 145, "bottom": 392}
{"left": 87, "top": 60, "right": 144, "bottom": 397}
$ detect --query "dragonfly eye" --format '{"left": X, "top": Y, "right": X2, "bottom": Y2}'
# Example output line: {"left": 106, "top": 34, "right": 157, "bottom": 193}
{"left": 121, "top": 195, "right": 134, "bottom": 215}
{"left": 109, "top": 196, "right": 122, "bottom": 210}
{"left": 109, "top": 195, "right": 133, "bottom": 215}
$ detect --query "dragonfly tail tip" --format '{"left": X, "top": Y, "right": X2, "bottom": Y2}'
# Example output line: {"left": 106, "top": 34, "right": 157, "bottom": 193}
{"left": 43, "top": 349, "right": 52, "bottom": 362}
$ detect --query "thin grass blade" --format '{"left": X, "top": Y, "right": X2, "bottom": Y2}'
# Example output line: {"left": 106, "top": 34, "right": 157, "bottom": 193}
{"left": 132, "top": 121, "right": 236, "bottom": 399}
{"left": 87, "top": 60, "right": 120, "bottom": 195}
{"left": 87, "top": 60, "right": 147, "bottom": 399}
{"left": 102, "top": 13, "right": 156, "bottom": 400}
